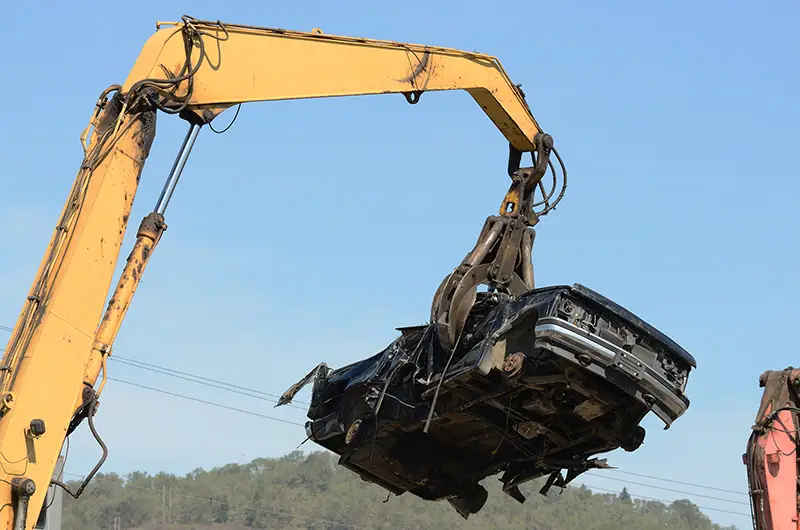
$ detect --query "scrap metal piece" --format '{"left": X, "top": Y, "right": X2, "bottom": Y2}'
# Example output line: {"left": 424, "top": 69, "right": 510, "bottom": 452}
{"left": 446, "top": 484, "right": 489, "bottom": 520}
{"left": 513, "top": 420, "right": 546, "bottom": 439}
{"left": 503, "top": 352, "right": 525, "bottom": 377}
{"left": 574, "top": 398, "right": 608, "bottom": 422}
{"left": 539, "top": 458, "right": 613, "bottom": 496}
{"left": 276, "top": 363, "right": 329, "bottom": 407}
{"left": 504, "top": 484, "right": 526, "bottom": 504}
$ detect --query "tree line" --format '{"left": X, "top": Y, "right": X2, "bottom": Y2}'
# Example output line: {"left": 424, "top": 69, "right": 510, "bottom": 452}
{"left": 60, "top": 450, "right": 742, "bottom": 530}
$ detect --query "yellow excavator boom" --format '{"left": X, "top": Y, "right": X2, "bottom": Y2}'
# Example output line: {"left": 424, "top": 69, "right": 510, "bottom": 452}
{"left": 0, "top": 16, "right": 555, "bottom": 529}
{"left": 125, "top": 18, "right": 543, "bottom": 149}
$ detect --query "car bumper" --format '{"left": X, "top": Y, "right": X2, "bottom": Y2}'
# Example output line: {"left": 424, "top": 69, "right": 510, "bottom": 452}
{"left": 533, "top": 316, "right": 690, "bottom": 427}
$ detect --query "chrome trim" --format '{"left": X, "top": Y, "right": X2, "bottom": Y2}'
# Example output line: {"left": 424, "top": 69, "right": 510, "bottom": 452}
{"left": 535, "top": 320, "right": 623, "bottom": 363}
{"left": 533, "top": 317, "right": 688, "bottom": 426}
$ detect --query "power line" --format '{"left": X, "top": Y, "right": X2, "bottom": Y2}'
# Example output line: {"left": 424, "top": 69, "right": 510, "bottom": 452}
{"left": 110, "top": 356, "right": 308, "bottom": 410}
{"left": 584, "top": 472, "right": 748, "bottom": 506}
{"left": 0, "top": 324, "right": 11, "bottom": 354}
{"left": 576, "top": 482, "right": 751, "bottom": 518}
{"left": 1, "top": 324, "right": 310, "bottom": 409}
{"left": 113, "top": 356, "right": 306, "bottom": 404}
{"left": 108, "top": 377, "right": 304, "bottom": 428}
{"left": 0, "top": 324, "right": 310, "bottom": 408}
{"left": 604, "top": 468, "right": 749, "bottom": 497}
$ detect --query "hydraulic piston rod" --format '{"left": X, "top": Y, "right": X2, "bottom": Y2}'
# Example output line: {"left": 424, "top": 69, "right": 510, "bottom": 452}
{"left": 82, "top": 124, "right": 201, "bottom": 390}
{"left": 155, "top": 123, "right": 201, "bottom": 215}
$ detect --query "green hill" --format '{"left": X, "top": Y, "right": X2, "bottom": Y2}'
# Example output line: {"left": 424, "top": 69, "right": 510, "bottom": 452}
{"left": 61, "top": 451, "right": 741, "bottom": 530}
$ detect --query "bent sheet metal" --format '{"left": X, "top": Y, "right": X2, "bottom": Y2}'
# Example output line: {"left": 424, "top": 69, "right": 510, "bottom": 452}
{"left": 277, "top": 283, "right": 695, "bottom": 518}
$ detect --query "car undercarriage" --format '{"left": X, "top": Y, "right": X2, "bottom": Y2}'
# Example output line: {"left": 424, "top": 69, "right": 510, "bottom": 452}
{"left": 277, "top": 283, "right": 695, "bottom": 518}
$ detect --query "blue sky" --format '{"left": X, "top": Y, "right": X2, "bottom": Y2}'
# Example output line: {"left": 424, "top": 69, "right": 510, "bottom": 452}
{"left": 1, "top": 1, "right": 798, "bottom": 527}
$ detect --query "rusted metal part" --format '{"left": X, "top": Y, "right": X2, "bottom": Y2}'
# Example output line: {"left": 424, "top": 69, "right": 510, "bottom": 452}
{"left": 11, "top": 477, "right": 35, "bottom": 530}
{"left": 537, "top": 458, "right": 613, "bottom": 497}
{"left": 430, "top": 134, "right": 553, "bottom": 352}
{"left": 514, "top": 420, "right": 547, "bottom": 439}
{"left": 502, "top": 352, "right": 525, "bottom": 377}
{"left": 745, "top": 367, "right": 800, "bottom": 530}
{"left": 83, "top": 212, "right": 167, "bottom": 392}
{"left": 574, "top": 398, "right": 607, "bottom": 422}
{"left": 520, "top": 229, "right": 535, "bottom": 288}
{"left": 275, "top": 363, "right": 329, "bottom": 407}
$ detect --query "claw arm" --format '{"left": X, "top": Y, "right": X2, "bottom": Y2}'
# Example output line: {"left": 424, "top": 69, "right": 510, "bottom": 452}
{"left": 745, "top": 368, "right": 800, "bottom": 530}
{"left": 276, "top": 363, "right": 329, "bottom": 408}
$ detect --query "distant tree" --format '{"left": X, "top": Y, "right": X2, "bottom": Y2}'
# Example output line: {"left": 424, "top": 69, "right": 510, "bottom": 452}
{"left": 619, "top": 487, "right": 633, "bottom": 503}
{"left": 669, "top": 498, "right": 712, "bottom": 527}
{"left": 576, "top": 484, "right": 593, "bottom": 501}
{"left": 213, "top": 495, "right": 230, "bottom": 523}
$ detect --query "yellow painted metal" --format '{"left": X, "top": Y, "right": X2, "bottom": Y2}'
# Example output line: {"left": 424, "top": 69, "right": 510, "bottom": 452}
{"left": 123, "top": 19, "right": 543, "bottom": 150}
{"left": 0, "top": 16, "right": 549, "bottom": 529}
{"left": 0, "top": 96, "right": 156, "bottom": 529}
{"left": 83, "top": 212, "right": 166, "bottom": 390}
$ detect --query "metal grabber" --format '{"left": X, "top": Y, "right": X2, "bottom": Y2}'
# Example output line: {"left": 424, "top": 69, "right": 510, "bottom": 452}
{"left": 430, "top": 133, "right": 554, "bottom": 353}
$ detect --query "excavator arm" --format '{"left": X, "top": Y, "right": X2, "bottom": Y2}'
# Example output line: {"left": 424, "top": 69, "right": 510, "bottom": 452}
{"left": 0, "top": 16, "right": 561, "bottom": 529}
{"left": 123, "top": 17, "right": 543, "bottom": 149}
{"left": 745, "top": 368, "right": 800, "bottom": 529}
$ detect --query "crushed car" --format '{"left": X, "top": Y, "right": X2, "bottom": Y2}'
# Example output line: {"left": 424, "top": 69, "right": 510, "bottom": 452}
{"left": 276, "top": 283, "right": 695, "bottom": 518}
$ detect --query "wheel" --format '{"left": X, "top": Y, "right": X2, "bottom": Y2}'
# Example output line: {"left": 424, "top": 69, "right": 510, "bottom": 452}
{"left": 620, "top": 425, "right": 646, "bottom": 452}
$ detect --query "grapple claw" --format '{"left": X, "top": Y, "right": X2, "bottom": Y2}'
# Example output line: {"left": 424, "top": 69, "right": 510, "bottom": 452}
{"left": 430, "top": 134, "right": 557, "bottom": 352}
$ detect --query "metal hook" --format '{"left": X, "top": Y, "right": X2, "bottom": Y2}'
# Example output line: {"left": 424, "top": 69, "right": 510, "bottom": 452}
{"left": 403, "top": 91, "right": 423, "bottom": 104}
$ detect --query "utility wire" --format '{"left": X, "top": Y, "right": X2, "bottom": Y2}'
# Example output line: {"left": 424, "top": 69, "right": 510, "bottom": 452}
{"left": 1, "top": 324, "right": 309, "bottom": 409}
{"left": 0, "top": 324, "right": 11, "bottom": 353}
{"left": 113, "top": 355, "right": 294, "bottom": 401}
{"left": 576, "top": 482, "right": 751, "bottom": 518}
{"left": 584, "top": 472, "right": 748, "bottom": 506}
{"left": 110, "top": 356, "right": 308, "bottom": 410}
{"left": 108, "top": 378, "right": 304, "bottom": 427}
{"left": 604, "top": 468, "right": 749, "bottom": 497}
